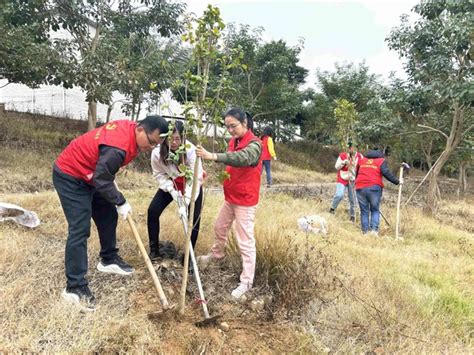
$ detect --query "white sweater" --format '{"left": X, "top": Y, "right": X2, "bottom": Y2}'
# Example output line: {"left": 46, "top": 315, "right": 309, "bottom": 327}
{"left": 151, "top": 140, "right": 203, "bottom": 201}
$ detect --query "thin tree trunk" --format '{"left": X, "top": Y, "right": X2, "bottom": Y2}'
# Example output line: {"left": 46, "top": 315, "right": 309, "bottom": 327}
{"left": 456, "top": 161, "right": 468, "bottom": 198}
{"left": 424, "top": 105, "right": 464, "bottom": 214}
{"left": 136, "top": 100, "right": 142, "bottom": 121}
{"left": 88, "top": 100, "right": 97, "bottom": 131}
{"left": 462, "top": 164, "right": 469, "bottom": 195}
{"left": 106, "top": 103, "right": 113, "bottom": 123}
{"left": 131, "top": 103, "right": 136, "bottom": 121}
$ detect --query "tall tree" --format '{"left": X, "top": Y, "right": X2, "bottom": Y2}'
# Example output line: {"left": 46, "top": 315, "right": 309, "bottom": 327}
{"left": 53, "top": 0, "right": 185, "bottom": 130}
{"left": 2, "top": 0, "right": 185, "bottom": 130}
{"left": 0, "top": 0, "right": 73, "bottom": 88}
{"left": 303, "top": 62, "right": 395, "bottom": 146}
{"left": 223, "top": 25, "right": 308, "bottom": 130}
{"left": 387, "top": 0, "right": 473, "bottom": 214}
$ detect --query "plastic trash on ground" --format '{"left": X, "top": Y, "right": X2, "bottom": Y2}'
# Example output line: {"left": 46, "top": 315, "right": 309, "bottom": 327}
{"left": 297, "top": 215, "right": 328, "bottom": 235}
{"left": 0, "top": 202, "right": 40, "bottom": 228}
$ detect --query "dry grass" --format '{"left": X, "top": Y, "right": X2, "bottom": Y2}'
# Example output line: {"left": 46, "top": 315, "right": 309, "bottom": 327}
{"left": 1, "top": 111, "right": 473, "bottom": 352}
{"left": 2, "top": 189, "right": 473, "bottom": 352}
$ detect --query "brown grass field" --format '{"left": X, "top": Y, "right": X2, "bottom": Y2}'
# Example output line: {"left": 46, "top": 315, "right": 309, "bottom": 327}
{"left": 0, "top": 111, "right": 473, "bottom": 353}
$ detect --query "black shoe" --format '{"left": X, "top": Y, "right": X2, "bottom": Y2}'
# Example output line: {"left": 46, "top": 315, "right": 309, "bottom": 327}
{"left": 329, "top": 208, "right": 335, "bottom": 214}
{"left": 97, "top": 255, "right": 134, "bottom": 276}
{"left": 350, "top": 216, "right": 355, "bottom": 222}
{"left": 149, "top": 249, "right": 162, "bottom": 261}
{"left": 62, "top": 285, "right": 96, "bottom": 311}
{"left": 159, "top": 240, "right": 178, "bottom": 259}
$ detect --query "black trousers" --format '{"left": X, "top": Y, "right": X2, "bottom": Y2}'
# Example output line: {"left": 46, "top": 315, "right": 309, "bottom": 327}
{"left": 147, "top": 186, "right": 203, "bottom": 253}
{"left": 52, "top": 167, "right": 119, "bottom": 288}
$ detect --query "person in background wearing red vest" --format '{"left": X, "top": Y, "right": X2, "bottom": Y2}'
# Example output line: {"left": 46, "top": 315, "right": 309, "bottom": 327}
{"left": 355, "top": 147, "right": 401, "bottom": 236}
{"left": 196, "top": 108, "right": 262, "bottom": 300}
{"left": 147, "top": 120, "right": 204, "bottom": 267}
{"left": 52, "top": 115, "right": 169, "bottom": 311}
{"left": 260, "top": 126, "right": 277, "bottom": 187}
{"left": 329, "top": 144, "right": 363, "bottom": 222}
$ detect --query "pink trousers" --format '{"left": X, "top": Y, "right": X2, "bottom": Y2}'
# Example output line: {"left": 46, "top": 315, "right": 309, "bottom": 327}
{"left": 211, "top": 201, "right": 257, "bottom": 286}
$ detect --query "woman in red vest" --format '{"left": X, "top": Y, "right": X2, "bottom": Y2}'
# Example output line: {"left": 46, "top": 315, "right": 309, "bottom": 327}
{"left": 147, "top": 120, "right": 204, "bottom": 265}
{"left": 329, "top": 144, "right": 362, "bottom": 222}
{"left": 355, "top": 147, "right": 401, "bottom": 236}
{"left": 196, "top": 108, "right": 262, "bottom": 300}
{"left": 260, "top": 126, "right": 277, "bottom": 187}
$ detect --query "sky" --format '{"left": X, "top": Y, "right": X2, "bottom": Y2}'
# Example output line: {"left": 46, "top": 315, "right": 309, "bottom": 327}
{"left": 185, "top": 0, "right": 419, "bottom": 88}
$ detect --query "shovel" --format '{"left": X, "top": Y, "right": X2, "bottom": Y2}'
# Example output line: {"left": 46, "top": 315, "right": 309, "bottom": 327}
{"left": 125, "top": 214, "right": 170, "bottom": 309}
{"left": 114, "top": 182, "right": 169, "bottom": 309}
{"left": 176, "top": 192, "right": 220, "bottom": 327}
{"left": 395, "top": 163, "right": 410, "bottom": 240}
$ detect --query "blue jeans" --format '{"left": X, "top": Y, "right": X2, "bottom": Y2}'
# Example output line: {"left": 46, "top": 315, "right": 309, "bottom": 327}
{"left": 356, "top": 185, "right": 383, "bottom": 233}
{"left": 262, "top": 160, "right": 272, "bottom": 185}
{"left": 330, "top": 182, "right": 355, "bottom": 217}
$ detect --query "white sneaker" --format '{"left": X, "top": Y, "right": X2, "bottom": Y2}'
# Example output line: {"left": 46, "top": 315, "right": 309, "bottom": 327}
{"left": 369, "top": 230, "right": 379, "bottom": 237}
{"left": 231, "top": 283, "right": 251, "bottom": 300}
{"left": 97, "top": 255, "right": 134, "bottom": 276}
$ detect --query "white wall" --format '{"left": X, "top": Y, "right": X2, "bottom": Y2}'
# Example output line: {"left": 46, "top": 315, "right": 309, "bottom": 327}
{"left": 0, "top": 80, "right": 184, "bottom": 122}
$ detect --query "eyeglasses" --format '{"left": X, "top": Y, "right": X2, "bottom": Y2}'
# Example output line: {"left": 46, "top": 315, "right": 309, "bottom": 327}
{"left": 145, "top": 131, "right": 160, "bottom": 148}
{"left": 169, "top": 135, "right": 182, "bottom": 143}
{"left": 225, "top": 122, "right": 241, "bottom": 130}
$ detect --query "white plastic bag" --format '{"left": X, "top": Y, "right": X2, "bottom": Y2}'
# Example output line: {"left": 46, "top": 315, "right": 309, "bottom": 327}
{"left": 0, "top": 202, "right": 40, "bottom": 228}
{"left": 297, "top": 215, "right": 328, "bottom": 235}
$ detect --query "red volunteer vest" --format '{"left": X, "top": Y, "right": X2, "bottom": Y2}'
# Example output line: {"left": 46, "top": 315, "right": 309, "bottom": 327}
{"left": 355, "top": 157, "right": 384, "bottom": 189}
{"left": 223, "top": 130, "right": 262, "bottom": 206}
{"left": 261, "top": 135, "right": 271, "bottom": 160}
{"left": 55, "top": 120, "right": 139, "bottom": 183}
{"left": 337, "top": 152, "right": 362, "bottom": 185}
{"left": 173, "top": 176, "right": 185, "bottom": 194}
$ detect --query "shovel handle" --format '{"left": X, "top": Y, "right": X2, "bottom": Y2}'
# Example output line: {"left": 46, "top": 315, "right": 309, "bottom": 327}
{"left": 395, "top": 166, "right": 404, "bottom": 239}
{"left": 114, "top": 181, "right": 169, "bottom": 309}
{"left": 126, "top": 214, "right": 169, "bottom": 309}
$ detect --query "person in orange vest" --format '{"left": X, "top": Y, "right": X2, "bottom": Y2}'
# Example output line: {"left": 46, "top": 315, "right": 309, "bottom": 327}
{"left": 196, "top": 108, "right": 262, "bottom": 300}
{"left": 260, "top": 126, "right": 277, "bottom": 187}
{"left": 52, "top": 115, "right": 169, "bottom": 311}
{"left": 329, "top": 144, "right": 363, "bottom": 222}
{"left": 355, "top": 147, "right": 401, "bottom": 236}
{"left": 147, "top": 120, "right": 204, "bottom": 266}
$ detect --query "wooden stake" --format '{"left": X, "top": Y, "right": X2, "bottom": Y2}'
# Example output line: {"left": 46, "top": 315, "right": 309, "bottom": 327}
{"left": 395, "top": 166, "right": 404, "bottom": 240}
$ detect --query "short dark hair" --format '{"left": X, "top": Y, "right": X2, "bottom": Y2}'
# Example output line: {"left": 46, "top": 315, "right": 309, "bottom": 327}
{"left": 138, "top": 115, "right": 169, "bottom": 135}
{"left": 224, "top": 108, "right": 254, "bottom": 131}
{"left": 262, "top": 126, "right": 273, "bottom": 137}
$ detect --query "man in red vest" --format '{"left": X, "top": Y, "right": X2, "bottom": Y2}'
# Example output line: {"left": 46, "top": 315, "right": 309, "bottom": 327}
{"left": 355, "top": 147, "right": 401, "bottom": 236}
{"left": 329, "top": 144, "right": 362, "bottom": 222}
{"left": 52, "top": 115, "right": 169, "bottom": 311}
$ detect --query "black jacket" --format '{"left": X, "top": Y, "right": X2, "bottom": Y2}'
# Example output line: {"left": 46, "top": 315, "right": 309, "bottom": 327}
{"left": 91, "top": 145, "right": 127, "bottom": 205}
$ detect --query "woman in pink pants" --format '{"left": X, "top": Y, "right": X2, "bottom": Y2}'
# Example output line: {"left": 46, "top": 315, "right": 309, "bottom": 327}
{"left": 196, "top": 108, "right": 262, "bottom": 299}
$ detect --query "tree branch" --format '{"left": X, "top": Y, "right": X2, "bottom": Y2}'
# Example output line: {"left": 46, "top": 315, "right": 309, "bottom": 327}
{"left": 416, "top": 124, "right": 448, "bottom": 140}
{"left": 463, "top": 123, "right": 473, "bottom": 136}
{"left": 253, "top": 109, "right": 281, "bottom": 119}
